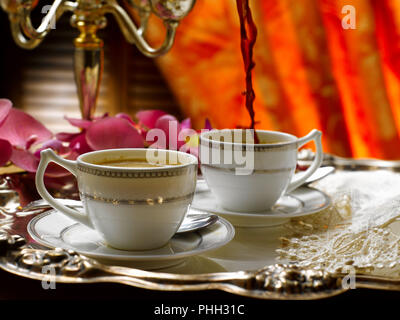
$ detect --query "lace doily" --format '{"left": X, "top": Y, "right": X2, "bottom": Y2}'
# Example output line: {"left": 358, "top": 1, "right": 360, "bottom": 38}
{"left": 277, "top": 170, "right": 400, "bottom": 275}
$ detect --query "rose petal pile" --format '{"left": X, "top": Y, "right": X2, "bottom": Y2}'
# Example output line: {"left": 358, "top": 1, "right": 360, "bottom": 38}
{"left": 0, "top": 99, "right": 211, "bottom": 175}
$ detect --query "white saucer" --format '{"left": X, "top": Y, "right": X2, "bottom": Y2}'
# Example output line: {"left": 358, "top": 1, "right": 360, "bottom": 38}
{"left": 192, "top": 184, "right": 331, "bottom": 227}
{"left": 28, "top": 208, "right": 235, "bottom": 270}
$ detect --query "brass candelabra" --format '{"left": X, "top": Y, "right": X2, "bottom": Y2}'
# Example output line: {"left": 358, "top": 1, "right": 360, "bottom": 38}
{"left": 0, "top": 0, "right": 196, "bottom": 119}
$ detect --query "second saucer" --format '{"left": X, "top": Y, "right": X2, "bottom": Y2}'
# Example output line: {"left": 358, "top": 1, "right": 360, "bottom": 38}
{"left": 192, "top": 186, "right": 331, "bottom": 227}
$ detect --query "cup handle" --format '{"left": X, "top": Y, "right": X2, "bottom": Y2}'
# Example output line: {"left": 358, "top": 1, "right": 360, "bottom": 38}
{"left": 286, "top": 129, "right": 323, "bottom": 193}
{"left": 35, "top": 149, "right": 93, "bottom": 229}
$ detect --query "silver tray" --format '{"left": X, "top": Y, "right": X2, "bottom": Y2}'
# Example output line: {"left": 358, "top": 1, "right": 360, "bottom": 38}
{"left": 2, "top": 153, "right": 400, "bottom": 300}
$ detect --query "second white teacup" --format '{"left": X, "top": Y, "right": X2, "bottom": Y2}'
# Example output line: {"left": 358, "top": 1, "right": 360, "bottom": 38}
{"left": 199, "top": 129, "right": 323, "bottom": 212}
{"left": 35, "top": 148, "right": 198, "bottom": 251}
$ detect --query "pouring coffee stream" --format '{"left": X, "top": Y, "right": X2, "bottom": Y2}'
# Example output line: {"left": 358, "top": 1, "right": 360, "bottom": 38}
{"left": 236, "top": 0, "right": 260, "bottom": 143}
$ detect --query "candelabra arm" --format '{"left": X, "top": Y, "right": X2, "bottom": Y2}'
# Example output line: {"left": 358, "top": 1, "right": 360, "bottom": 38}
{"left": 19, "top": 0, "right": 63, "bottom": 39}
{"left": 103, "top": 0, "right": 178, "bottom": 58}
{"left": 6, "top": 0, "right": 77, "bottom": 49}
{"left": 136, "top": 7, "right": 150, "bottom": 36}
{"left": 9, "top": 14, "right": 42, "bottom": 49}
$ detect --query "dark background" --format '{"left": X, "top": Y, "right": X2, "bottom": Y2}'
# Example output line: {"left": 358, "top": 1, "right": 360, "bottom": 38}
{"left": 1, "top": 268, "right": 400, "bottom": 314}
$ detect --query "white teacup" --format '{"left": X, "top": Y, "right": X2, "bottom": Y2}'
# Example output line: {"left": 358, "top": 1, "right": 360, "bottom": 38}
{"left": 199, "top": 129, "right": 323, "bottom": 212}
{"left": 35, "top": 148, "right": 198, "bottom": 251}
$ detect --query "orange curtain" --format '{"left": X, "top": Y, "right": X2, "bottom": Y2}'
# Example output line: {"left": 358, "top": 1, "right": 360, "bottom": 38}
{"left": 144, "top": 0, "right": 400, "bottom": 159}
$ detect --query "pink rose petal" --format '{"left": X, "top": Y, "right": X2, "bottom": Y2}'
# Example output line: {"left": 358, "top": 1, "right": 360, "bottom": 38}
{"left": 86, "top": 117, "right": 144, "bottom": 150}
{"left": 178, "top": 127, "right": 198, "bottom": 149}
{"left": 33, "top": 139, "right": 70, "bottom": 158}
{"left": 43, "top": 151, "right": 80, "bottom": 177}
{"left": 155, "top": 115, "right": 181, "bottom": 149}
{"left": 94, "top": 112, "right": 109, "bottom": 120}
{"left": 44, "top": 174, "right": 77, "bottom": 191}
{"left": 180, "top": 118, "right": 191, "bottom": 130}
{"left": 10, "top": 148, "right": 39, "bottom": 172}
{"left": 25, "top": 135, "right": 39, "bottom": 150}
{"left": 64, "top": 116, "right": 92, "bottom": 130}
{"left": 41, "top": 139, "right": 64, "bottom": 151}
{"left": 0, "top": 138, "right": 12, "bottom": 166}
{"left": 180, "top": 143, "right": 199, "bottom": 158}
{"left": 46, "top": 151, "right": 80, "bottom": 177}
{"left": 0, "top": 99, "right": 12, "bottom": 125}
{"left": 56, "top": 131, "right": 81, "bottom": 142}
{"left": 45, "top": 162, "right": 72, "bottom": 177}
{"left": 10, "top": 147, "right": 75, "bottom": 176}
{"left": 204, "top": 118, "right": 213, "bottom": 130}
{"left": 0, "top": 109, "right": 52, "bottom": 147}
{"left": 136, "top": 110, "right": 167, "bottom": 129}
{"left": 70, "top": 132, "right": 92, "bottom": 155}
{"left": 116, "top": 113, "right": 136, "bottom": 126}
{"left": 6, "top": 173, "right": 39, "bottom": 206}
